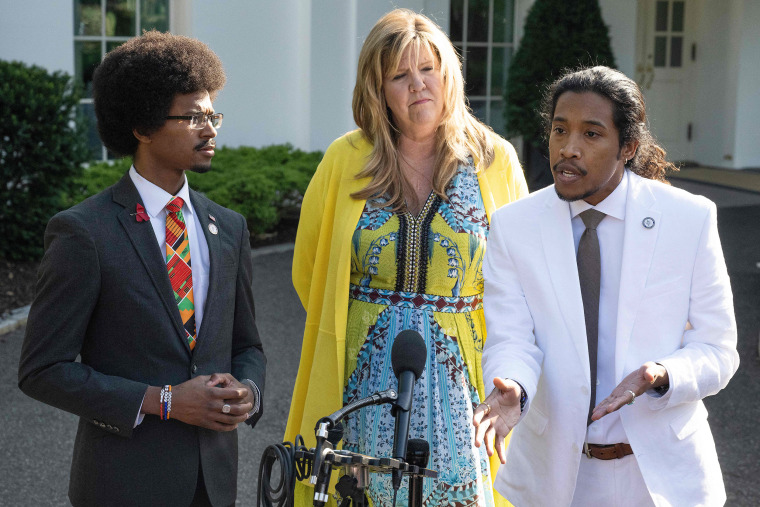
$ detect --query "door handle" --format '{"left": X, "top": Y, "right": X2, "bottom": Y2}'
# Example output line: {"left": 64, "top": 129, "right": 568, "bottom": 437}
{"left": 636, "top": 63, "right": 646, "bottom": 85}
{"left": 644, "top": 65, "right": 654, "bottom": 90}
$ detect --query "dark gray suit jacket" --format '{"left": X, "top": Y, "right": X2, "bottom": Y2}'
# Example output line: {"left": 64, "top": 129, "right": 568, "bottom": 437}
{"left": 18, "top": 172, "right": 267, "bottom": 507}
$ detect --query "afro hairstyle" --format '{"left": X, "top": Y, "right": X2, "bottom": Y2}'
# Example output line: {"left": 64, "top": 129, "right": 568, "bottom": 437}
{"left": 92, "top": 30, "right": 226, "bottom": 157}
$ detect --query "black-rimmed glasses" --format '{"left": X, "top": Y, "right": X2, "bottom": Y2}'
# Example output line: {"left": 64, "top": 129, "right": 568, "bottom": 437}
{"left": 165, "top": 113, "right": 223, "bottom": 130}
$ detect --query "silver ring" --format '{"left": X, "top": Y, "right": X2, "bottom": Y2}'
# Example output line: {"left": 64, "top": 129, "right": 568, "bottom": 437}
{"left": 222, "top": 404, "right": 231, "bottom": 414}
{"left": 625, "top": 390, "right": 636, "bottom": 405}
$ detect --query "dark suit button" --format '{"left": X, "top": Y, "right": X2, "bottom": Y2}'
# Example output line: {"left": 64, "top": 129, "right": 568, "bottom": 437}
{"left": 192, "top": 364, "right": 198, "bottom": 373}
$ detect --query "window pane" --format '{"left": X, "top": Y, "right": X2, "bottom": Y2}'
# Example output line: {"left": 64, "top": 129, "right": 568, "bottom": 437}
{"left": 489, "top": 99, "right": 506, "bottom": 136}
{"left": 655, "top": 1, "right": 668, "bottom": 31}
{"left": 74, "top": 0, "right": 102, "bottom": 36}
{"left": 490, "top": 47, "right": 512, "bottom": 97}
{"left": 464, "top": 46, "right": 487, "bottom": 96}
{"left": 467, "top": 0, "right": 490, "bottom": 43}
{"left": 670, "top": 36, "right": 683, "bottom": 67}
{"left": 672, "top": 1, "right": 684, "bottom": 32}
{"left": 141, "top": 0, "right": 169, "bottom": 32}
{"left": 106, "top": 0, "right": 136, "bottom": 36}
{"left": 469, "top": 99, "right": 487, "bottom": 124}
{"left": 654, "top": 36, "right": 667, "bottom": 67}
{"left": 75, "top": 41, "right": 101, "bottom": 98}
{"left": 492, "top": 0, "right": 514, "bottom": 43}
{"left": 450, "top": 0, "right": 464, "bottom": 42}
{"left": 78, "top": 103, "right": 102, "bottom": 160}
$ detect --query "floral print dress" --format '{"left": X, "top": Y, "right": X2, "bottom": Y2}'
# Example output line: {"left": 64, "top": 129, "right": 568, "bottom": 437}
{"left": 343, "top": 162, "right": 494, "bottom": 507}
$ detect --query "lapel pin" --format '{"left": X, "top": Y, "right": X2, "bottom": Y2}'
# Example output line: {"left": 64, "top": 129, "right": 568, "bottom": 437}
{"left": 130, "top": 203, "right": 150, "bottom": 222}
{"left": 209, "top": 214, "right": 216, "bottom": 222}
{"left": 642, "top": 217, "right": 655, "bottom": 229}
{"left": 208, "top": 223, "right": 219, "bottom": 235}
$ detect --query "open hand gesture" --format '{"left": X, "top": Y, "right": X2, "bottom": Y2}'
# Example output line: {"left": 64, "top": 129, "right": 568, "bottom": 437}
{"left": 472, "top": 377, "right": 522, "bottom": 464}
{"left": 591, "top": 361, "right": 668, "bottom": 421}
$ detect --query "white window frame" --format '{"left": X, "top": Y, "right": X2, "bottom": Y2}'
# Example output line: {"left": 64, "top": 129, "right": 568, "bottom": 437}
{"left": 73, "top": 0, "right": 172, "bottom": 160}
{"left": 450, "top": 0, "right": 518, "bottom": 134}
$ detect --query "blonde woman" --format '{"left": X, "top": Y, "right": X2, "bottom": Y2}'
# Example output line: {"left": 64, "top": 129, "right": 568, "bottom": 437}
{"left": 285, "top": 9, "right": 528, "bottom": 506}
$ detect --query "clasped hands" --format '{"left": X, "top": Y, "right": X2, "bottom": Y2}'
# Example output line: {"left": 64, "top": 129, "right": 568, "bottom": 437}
{"left": 472, "top": 362, "right": 668, "bottom": 464}
{"left": 144, "top": 373, "right": 254, "bottom": 432}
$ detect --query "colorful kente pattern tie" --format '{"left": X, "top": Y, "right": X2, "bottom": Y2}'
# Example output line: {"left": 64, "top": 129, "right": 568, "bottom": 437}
{"left": 165, "top": 196, "right": 197, "bottom": 350}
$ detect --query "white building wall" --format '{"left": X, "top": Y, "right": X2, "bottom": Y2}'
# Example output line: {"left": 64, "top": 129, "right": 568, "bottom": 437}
{"left": 0, "top": 1, "right": 73, "bottom": 74}
{"left": 190, "top": 0, "right": 313, "bottom": 151}
{"left": 733, "top": 0, "right": 760, "bottom": 168}
{"left": 690, "top": 0, "right": 740, "bottom": 168}
{"left": 308, "top": 0, "right": 358, "bottom": 151}
{"left": 598, "top": 0, "right": 636, "bottom": 78}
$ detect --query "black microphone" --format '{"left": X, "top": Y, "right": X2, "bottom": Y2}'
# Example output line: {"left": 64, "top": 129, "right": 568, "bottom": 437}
{"left": 406, "top": 439, "right": 430, "bottom": 507}
{"left": 390, "top": 329, "right": 427, "bottom": 492}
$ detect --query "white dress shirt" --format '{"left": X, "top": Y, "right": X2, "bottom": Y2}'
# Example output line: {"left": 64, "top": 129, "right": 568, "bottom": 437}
{"left": 569, "top": 169, "right": 628, "bottom": 445}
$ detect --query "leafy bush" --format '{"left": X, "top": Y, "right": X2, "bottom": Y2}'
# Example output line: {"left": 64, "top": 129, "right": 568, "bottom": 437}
{"left": 67, "top": 144, "right": 323, "bottom": 238}
{"left": 0, "top": 60, "right": 89, "bottom": 260}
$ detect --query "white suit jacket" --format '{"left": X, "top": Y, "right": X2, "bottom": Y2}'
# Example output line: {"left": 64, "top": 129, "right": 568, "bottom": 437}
{"left": 482, "top": 172, "right": 738, "bottom": 507}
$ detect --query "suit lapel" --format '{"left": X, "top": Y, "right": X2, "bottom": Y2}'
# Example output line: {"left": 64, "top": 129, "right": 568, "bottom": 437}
{"left": 615, "top": 174, "right": 660, "bottom": 381}
{"left": 539, "top": 191, "right": 590, "bottom": 381}
{"left": 112, "top": 173, "right": 189, "bottom": 351}
{"left": 189, "top": 190, "right": 221, "bottom": 353}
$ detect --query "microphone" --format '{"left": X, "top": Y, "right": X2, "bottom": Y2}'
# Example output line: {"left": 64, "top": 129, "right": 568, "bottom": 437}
{"left": 390, "top": 329, "right": 427, "bottom": 492}
{"left": 406, "top": 439, "right": 430, "bottom": 507}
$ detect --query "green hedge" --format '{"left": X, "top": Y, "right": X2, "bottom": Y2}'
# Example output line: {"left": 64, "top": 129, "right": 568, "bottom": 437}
{"left": 0, "top": 60, "right": 89, "bottom": 260}
{"left": 66, "top": 144, "right": 323, "bottom": 238}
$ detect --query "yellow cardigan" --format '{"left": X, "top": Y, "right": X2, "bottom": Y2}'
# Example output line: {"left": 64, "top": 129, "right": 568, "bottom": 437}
{"left": 285, "top": 129, "right": 528, "bottom": 500}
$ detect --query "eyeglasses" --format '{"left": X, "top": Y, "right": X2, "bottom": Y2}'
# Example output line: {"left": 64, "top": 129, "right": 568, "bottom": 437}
{"left": 165, "top": 113, "right": 223, "bottom": 130}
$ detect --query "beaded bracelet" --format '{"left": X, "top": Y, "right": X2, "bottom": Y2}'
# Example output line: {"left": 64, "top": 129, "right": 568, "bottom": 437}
{"left": 160, "top": 385, "right": 172, "bottom": 420}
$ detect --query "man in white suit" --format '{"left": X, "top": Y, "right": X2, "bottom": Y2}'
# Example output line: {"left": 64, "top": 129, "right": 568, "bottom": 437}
{"left": 473, "top": 66, "right": 738, "bottom": 506}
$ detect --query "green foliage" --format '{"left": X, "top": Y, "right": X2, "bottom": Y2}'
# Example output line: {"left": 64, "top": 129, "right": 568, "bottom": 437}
{"left": 505, "top": 0, "right": 616, "bottom": 146}
{"left": 69, "top": 144, "right": 323, "bottom": 237}
{"left": 0, "top": 60, "right": 90, "bottom": 260}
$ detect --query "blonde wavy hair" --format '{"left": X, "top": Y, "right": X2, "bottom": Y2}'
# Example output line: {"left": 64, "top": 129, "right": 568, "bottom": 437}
{"left": 351, "top": 8, "right": 496, "bottom": 210}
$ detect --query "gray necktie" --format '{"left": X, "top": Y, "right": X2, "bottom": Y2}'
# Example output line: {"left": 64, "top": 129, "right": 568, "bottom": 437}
{"left": 577, "top": 209, "right": 606, "bottom": 426}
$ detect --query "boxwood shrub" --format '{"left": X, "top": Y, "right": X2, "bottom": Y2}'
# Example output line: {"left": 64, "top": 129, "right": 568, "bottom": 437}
{"left": 0, "top": 60, "right": 89, "bottom": 260}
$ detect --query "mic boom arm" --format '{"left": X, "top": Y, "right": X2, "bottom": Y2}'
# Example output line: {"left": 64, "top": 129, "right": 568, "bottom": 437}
{"left": 325, "top": 388, "right": 398, "bottom": 427}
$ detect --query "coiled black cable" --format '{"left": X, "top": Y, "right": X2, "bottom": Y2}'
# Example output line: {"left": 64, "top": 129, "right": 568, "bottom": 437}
{"left": 257, "top": 435, "right": 311, "bottom": 507}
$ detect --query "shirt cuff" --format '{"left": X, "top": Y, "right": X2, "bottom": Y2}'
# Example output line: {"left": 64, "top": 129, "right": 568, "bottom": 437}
{"left": 240, "top": 379, "right": 261, "bottom": 419}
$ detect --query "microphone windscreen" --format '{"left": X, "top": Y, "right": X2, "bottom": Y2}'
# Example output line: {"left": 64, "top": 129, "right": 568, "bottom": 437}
{"left": 391, "top": 330, "right": 427, "bottom": 379}
{"left": 406, "top": 438, "right": 430, "bottom": 461}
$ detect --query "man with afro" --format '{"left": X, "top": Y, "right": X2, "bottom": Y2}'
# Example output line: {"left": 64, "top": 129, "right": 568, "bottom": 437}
{"left": 19, "top": 31, "right": 266, "bottom": 507}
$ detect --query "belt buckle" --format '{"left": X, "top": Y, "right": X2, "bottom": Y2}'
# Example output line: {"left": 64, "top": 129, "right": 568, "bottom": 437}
{"left": 584, "top": 442, "right": 592, "bottom": 459}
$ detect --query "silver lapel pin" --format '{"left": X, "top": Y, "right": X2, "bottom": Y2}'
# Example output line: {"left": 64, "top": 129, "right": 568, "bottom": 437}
{"left": 208, "top": 223, "right": 219, "bottom": 235}
{"left": 642, "top": 217, "right": 655, "bottom": 229}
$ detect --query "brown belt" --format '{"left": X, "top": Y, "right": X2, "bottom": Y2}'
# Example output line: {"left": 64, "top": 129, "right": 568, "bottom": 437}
{"left": 583, "top": 443, "right": 633, "bottom": 460}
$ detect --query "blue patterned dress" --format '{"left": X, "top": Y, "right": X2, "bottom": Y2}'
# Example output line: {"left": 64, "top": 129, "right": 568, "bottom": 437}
{"left": 343, "top": 162, "right": 494, "bottom": 506}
